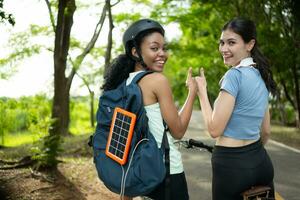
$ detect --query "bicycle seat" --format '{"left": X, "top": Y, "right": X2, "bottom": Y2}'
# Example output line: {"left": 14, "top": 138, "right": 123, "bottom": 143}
{"left": 241, "top": 185, "right": 271, "bottom": 199}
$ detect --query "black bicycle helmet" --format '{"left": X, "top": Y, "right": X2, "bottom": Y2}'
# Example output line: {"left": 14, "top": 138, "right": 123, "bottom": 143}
{"left": 123, "top": 19, "right": 164, "bottom": 47}
{"left": 122, "top": 19, "right": 165, "bottom": 68}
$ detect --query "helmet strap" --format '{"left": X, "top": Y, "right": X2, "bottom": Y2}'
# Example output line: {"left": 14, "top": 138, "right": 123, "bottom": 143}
{"left": 132, "top": 41, "right": 148, "bottom": 69}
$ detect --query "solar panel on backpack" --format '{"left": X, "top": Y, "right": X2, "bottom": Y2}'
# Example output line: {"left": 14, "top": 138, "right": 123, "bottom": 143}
{"left": 105, "top": 107, "right": 136, "bottom": 165}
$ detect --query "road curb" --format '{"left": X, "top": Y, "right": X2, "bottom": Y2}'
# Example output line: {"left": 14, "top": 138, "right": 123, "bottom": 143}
{"left": 269, "top": 139, "right": 300, "bottom": 154}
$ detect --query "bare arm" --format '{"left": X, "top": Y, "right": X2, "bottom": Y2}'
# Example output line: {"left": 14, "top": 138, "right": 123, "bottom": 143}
{"left": 260, "top": 107, "right": 271, "bottom": 145}
{"left": 155, "top": 68, "right": 197, "bottom": 139}
{"left": 195, "top": 68, "right": 235, "bottom": 138}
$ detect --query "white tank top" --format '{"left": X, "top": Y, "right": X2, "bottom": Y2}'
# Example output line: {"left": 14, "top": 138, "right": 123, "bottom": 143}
{"left": 127, "top": 71, "right": 184, "bottom": 174}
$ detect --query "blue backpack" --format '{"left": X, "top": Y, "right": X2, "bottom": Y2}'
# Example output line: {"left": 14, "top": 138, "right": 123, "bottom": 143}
{"left": 91, "top": 71, "right": 170, "bottom": 197}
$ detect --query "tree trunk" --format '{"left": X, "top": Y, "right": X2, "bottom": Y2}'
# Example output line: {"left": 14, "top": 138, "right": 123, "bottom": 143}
{"left": 90, "top": 91, "right": 95, "bottom": 127}
{"left": 276, "top": 94, "right": 287, "bottom": 125}
{"left": 42, "top": 0, "right": 76, "bottom": 169}
{"left": 51, "top": 0, "right": 75, "bottom": 137}
{"left": 104, "top": 0, "right": 113, "bottom": 72}
{"left": 292, "top": 0, "right": 300, "bottom": 128}
{"left": 291, "top": 61, "right": 300, "bottom": 128}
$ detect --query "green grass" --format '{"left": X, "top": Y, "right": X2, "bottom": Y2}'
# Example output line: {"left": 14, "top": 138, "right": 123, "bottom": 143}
{"left": 0, "top": 133, "right": 92, "bottom": 161}
{"left": 1, "top": 125, "right": 93, "bottom": 148}
{"left": 69, "top": 124, "right": 94, "bottom": 136}
{"left": 271, "top": 124, "right": 300, "bottom": 149}
{"left": 1, "top": 131, "right": 44, "bottom": 147}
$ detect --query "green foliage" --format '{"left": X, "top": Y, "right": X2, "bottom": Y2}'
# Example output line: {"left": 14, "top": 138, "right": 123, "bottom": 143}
{"left": 113, "top": 12, "right": 143, "bottom": 26}
{"left": 1, "top": 94, "right": 94, "bottom": 168}
{"left": 132, "top": 0, "right": 151, "bottom": 4}
{"left": 0, "top": 94, "right": 93, "bottom": 167}
{"left": 0, "top": 95, "right": 51, "bottom": 146}
{"left": 31, "top": 134, "right": 62, "bottom": 169}
{"left": 30, "top": 24, "right": 52, "bottom": 36}
{"left": 0, "top": 31, "right": 43, "bottom": 79}
{"left": 0, "top": 99, "right": 8, "bottom": 145}
{"left": 150, "top": 0, "right": 299, "bottom": 126}
{"left": 0, "top": 0, "right": 15, "bottom": 25}
{"left": 1, "top": 7, "right": 53, "bottom": 80}
{"left": 1, "top": 95, "right": 94, "bottom": 146}
{"left": 151, "top": 1, "right": 227, "bottom": 105}
{"left": 3, "top": 131, "right": 42, "bottom": 147}
{"left": 271, "top": 100, "right": 297, "bottom": 126}
{"left": 69, "top": 97, "right": 95, "bottom": 135}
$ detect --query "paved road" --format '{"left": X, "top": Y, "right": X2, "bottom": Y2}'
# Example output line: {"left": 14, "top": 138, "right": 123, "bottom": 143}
{"left": 181, "top": 111, "right": 300, "bottom": 200}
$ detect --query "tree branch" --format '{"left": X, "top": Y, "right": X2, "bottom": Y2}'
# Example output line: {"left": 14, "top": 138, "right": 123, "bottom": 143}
{"left": 44, "top": 0, "right": 56, "bottom": 32}
{"left": 280, "top": 78, "right": 296, "bottom": 109}
{"left": 104, "top": 0, "right": 114, "bottom": 71}
{"left": 67, "top": 2, "right": 108, "bottom": 88}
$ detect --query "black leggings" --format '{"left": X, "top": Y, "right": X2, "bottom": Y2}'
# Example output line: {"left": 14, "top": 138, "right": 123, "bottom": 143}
{"left": 145, "top": 172, "right": 189, "bottom": 200}
{"left": 212, "top": 140, "right": 274, "bottom": 200}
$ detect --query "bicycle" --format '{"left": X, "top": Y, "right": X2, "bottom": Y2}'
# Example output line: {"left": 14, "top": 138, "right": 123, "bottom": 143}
{"left": 175, "top": 138, "right": 214, "bottom": 153}
{"left": 175, "top": 138, "right": 275, "bottom": 200}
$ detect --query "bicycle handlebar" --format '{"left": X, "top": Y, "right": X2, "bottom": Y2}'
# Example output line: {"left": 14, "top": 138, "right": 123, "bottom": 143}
{"left": 175, "top": 138, "right": 214, "bottom": 153}
{"left": 188, "top": 139, "right": 214, "bottom": 153}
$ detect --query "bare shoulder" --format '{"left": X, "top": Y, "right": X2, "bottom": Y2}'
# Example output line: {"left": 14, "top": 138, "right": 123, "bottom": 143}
{"left": 141, "top": 72, "right": 169, "bottom": 85}
{"left": 138, "top": 72, "right": 171, "bottom": 105}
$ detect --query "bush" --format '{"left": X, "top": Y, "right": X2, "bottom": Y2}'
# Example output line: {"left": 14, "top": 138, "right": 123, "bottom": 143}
{"left": 70, "top": 96, "right": 95, "bottom": 135}
{"left": 271, "top": 101, "right": 296, "bottom": 126}
{"left": 0, "top": 95, "right": 51, "bottom": 146}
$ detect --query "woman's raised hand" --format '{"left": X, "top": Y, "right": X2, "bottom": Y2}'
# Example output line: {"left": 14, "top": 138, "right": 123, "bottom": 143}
{"left": 195, "top": 68, "right": 207, "bottom": 95}
{"left": 186, "top": 67, "right": 197, "bottom": 94}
